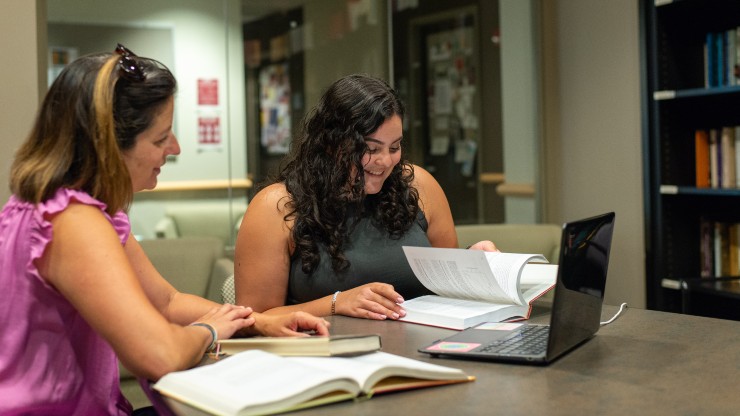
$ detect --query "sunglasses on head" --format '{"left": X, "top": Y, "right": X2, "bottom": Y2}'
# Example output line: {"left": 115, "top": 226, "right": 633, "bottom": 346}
{"left": 114, "top": 43, "right": 145, "bottom": 81}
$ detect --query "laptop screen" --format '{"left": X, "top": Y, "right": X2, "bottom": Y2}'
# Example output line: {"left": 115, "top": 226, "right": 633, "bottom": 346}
{"left": 546, "top": 212, "right": 615, "bottom": 360}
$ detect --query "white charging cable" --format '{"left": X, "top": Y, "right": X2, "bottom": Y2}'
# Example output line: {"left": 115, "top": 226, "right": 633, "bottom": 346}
{"left": 600, "top": 302, "right": 628, "bottom": 326}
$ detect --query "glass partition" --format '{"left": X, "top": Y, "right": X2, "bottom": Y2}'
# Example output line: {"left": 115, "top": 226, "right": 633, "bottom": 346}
{"left": 45, "top": 0, "right": 538, "bottom": 256}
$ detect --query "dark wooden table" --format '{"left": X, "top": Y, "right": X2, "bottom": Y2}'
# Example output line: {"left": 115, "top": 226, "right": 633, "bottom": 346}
{"left": 293, "top": 305, "right": 740, "bottom": 416}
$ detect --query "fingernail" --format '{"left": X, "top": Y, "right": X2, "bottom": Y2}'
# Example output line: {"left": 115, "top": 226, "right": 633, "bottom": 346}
{"left": 399, "top": 309, "right": 406, "bottom": 317}
{"left": 397, "top": 297, "right": 404, "bottom": 303}
{"left": 379, "top": 315, "right": 387, "bottom": 320}
{"left": 391, "top": 312, "right": 399, "bottom": 319}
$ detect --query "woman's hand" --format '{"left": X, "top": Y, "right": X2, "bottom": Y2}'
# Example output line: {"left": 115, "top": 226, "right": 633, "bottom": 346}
{"left": 467, "top": 240, "right": 499, "bottom": 252}
{"left": 335, "top": 283, "right": 407, "bottom": 321}
{"left": 248, "top": 311, "right": 331, "bottom": 337}
{"left": 192, "top": 304, "right": 256, "bottom": 341}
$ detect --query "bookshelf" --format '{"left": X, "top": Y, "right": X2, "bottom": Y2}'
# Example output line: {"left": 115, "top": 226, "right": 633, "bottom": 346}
{"left": 641, "top": 0, "right": 740, "bottom": 319}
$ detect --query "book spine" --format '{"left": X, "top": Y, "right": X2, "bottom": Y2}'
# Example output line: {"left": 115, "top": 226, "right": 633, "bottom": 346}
{"left": 721, "top": 127, "right": 736, "bottom": 188}
{"left": 735, "top": 27, "right": 740, "bottom": 85}
{"left": 695, "top": 129, "right": 710, "bottom": 188}
{"left": 735, "top": 126, "right": 740, "bottom": 187}
{"left": 709, "top": 128, "right": 719, "bottom": 188}
{"left": 717, "top": 32, "right": 725, "bottom": 87}
{"left": 699, "top": 218, "right": 713, "bottom": 278}
{"left": 728, "top": 29, "right": 737, "bottom": 86}
{"left": 707, "top": 32, "right": 716, "bottom": 87}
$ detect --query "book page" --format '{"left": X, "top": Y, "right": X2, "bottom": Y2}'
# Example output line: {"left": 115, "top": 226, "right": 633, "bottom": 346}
{"left": 288, "top": 351, "right": 468, "bottom": 393}
{"left": 402, "top": 295, "right": 516, "bottom": 318}
{"left": 402, "top": 247, "right": 547, "bottom": 305}
{"left": 519, "top": 263, "right": 558, "bottom": 302}
{"left": 153, "top": 350, "right": 359, "bottom": 415}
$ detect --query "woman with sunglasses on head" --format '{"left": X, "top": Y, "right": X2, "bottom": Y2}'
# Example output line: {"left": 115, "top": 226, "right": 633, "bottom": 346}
{"left": 234, "top": 74, "right": 496, "bottom": 322}
{"left": 0, "top": 45, "right": 329, "bottom": 416}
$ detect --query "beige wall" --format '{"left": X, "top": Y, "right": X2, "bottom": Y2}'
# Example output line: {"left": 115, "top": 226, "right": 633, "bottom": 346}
{"left": 0, "top": 0, "right": 46, "bottom": 205}
{"left": 542, "top": 0, "right": 645, "bottom": 308}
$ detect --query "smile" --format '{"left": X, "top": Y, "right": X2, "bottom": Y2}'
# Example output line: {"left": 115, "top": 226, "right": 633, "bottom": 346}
{"left": 365, "top": 169, "right": 384, "bottom": 176}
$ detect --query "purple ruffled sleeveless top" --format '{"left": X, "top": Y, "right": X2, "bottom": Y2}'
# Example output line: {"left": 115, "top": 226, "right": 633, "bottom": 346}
{"left": 0, "top": 188, "right": 133, "bottom": 415}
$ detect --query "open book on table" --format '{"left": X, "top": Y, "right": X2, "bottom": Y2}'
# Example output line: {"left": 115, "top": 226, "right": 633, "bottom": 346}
{"left": 152, "top": 350, "right": 473, "bottom": 416}
{"left": 400, "top": 246, "right": 558, "bottom": 330}
{"left": 217, "top": 334, "right": 381, "bottom": 357}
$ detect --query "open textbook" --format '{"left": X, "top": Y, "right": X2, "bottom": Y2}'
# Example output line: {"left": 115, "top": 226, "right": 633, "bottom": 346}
{"left": 400, "top": 246, "right": 558, "bottom": 330}
{"left": 153, "top": 350, "right": 473, "bottom": 416}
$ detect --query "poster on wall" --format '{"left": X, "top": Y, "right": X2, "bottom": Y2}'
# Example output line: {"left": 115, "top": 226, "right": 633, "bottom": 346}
{"left": 197, "top": 115, "right": 222, "bottom": 149}
{"left": 198, "top": 78, "right": 219, "bottom": 106}
{"left": 259, "top": 63, "right": 291, "bottom": 154}
{"left": 196, "top": 78, "right": 223, "bottom": 152}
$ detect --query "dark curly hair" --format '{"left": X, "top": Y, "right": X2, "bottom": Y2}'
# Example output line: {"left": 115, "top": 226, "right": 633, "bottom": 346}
{"left": 273, "top": 74, "right": 420, "bottom": 275}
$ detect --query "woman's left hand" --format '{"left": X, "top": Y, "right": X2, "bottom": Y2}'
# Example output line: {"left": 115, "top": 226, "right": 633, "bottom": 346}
{"left": 467, "top": 240, "right": 499, "bottom": 252}
{"left": 247, "top": 311, "right": 331, "bottom": 337}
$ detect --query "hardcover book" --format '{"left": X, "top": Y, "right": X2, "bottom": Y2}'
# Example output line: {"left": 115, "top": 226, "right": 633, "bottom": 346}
{"left": 216, "top": 334, "right": 381, "bottom": 357}
{"left": 400, "top": 247, "right": 557, "bottom": 330}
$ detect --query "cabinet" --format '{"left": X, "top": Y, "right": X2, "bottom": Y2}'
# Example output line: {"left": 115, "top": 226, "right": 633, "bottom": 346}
{"left": 641, "top": 0, "right": 740, "bottom": 318}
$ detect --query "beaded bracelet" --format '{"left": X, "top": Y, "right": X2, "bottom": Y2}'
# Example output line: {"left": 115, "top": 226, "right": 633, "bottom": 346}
{"left": 331, "top": 291, "right": 341, "bottom": 315}
{"left": 190, "top": 322, "right": 218, "bottom": 352}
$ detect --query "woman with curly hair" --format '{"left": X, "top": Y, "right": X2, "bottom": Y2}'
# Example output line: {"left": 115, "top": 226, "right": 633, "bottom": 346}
{"left": 234, "top": 74, "right": 495, "bottom": 320}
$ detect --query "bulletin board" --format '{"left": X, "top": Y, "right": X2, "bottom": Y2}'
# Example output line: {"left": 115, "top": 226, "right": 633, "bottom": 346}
{"left": 259, "top": 63, "right": 292, "bottom": 154}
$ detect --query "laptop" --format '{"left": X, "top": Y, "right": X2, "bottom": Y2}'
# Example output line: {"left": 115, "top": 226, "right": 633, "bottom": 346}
{"left": 418, "top": 212, "right": 616, "bottom": 365}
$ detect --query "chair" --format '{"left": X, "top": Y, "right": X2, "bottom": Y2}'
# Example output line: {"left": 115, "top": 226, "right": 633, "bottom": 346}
{"left": 154, "top": 200, "right": 248, "bottom": 257}
{"left": 120, "top": 236, "right": 235, "bottom": 409}
{"left": 455, "top": 223, "right": 562, "bottom": 264}
{"left": 222, "top": 274, "right": 236, "bottom": 305}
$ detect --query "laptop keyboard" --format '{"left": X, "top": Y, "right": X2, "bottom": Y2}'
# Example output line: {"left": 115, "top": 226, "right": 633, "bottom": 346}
{"left": 479, "top": 325, "right": 550, "bottom": 355}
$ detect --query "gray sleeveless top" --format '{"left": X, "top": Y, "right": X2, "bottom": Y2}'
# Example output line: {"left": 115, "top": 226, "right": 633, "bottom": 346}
{"left": 287, "top": 210, "right": 434, "bottom": 304}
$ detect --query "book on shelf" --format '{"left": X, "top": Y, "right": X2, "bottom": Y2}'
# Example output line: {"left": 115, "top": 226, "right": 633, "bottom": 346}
{"left": 700, "top": 218, "right": 714, "bottom": 278}
{"left": 721, "top": 127, "right": 736, "bottom": 188}
{"left": 216, "top": 334, "right": 381, "bottom": 357}
{"left": 399, "top": 246, "right": 557, "bottom": 330}
{"left": 706, "top": 32, "right": 716, "bottom": 87}
{"left": 717, "top": 30, "right": 725, "bottom": 87}
{"left": 700, "top": 218, "right": 740, "bottom": 278}
{"left": 704, "top": 27, "right": 740, "bottom": 87}
{"left": 710, "top": 128, "right": 720, "bottom": 188}
{"left": 695, "top": 129, "right": 710, "bottom": 188}
{"left": 716, "top": 222, "right": 730, "bottom": 276}
{"left": 735, "top": 127, "right": 740, "bottom": 186}
{"left": 728, "top": 28, "right": 737, "bottom": 86}
{"left": 730, "top": 224, "right": 739, "bottom": 275}
{"left": 695, "top": 126, "right": 740, "bottom": 190}
{"left": 152, "top": 350, "right": 474, "bottom": 416}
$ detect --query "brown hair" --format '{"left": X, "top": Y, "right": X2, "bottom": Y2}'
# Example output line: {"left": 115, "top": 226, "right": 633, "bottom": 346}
{"left": 10, "top": 50, "right": 176, "bottom": 215}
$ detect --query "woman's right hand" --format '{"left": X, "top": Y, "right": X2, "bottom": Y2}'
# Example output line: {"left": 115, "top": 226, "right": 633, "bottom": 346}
{"left": 191, "top": 304, "right": 256, "bottom": 343}
{"left": 334, "top": 283, "right": 407, "bottom": 320}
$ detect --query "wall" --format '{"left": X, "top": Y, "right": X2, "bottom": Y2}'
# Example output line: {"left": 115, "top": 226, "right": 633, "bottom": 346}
{"left": 500, "top": 0, "right": 540, "bottom": 223}
{"left": 542, "top": 0, "right": 646, "bottom": 308}
{"left": 0, "top": 0, "right": 46, "bottom": 206}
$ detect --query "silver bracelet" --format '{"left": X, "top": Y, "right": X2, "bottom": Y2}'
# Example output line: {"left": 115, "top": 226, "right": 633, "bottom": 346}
{"left": 190, "top": 322, "right": 218, "bottom": 352}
